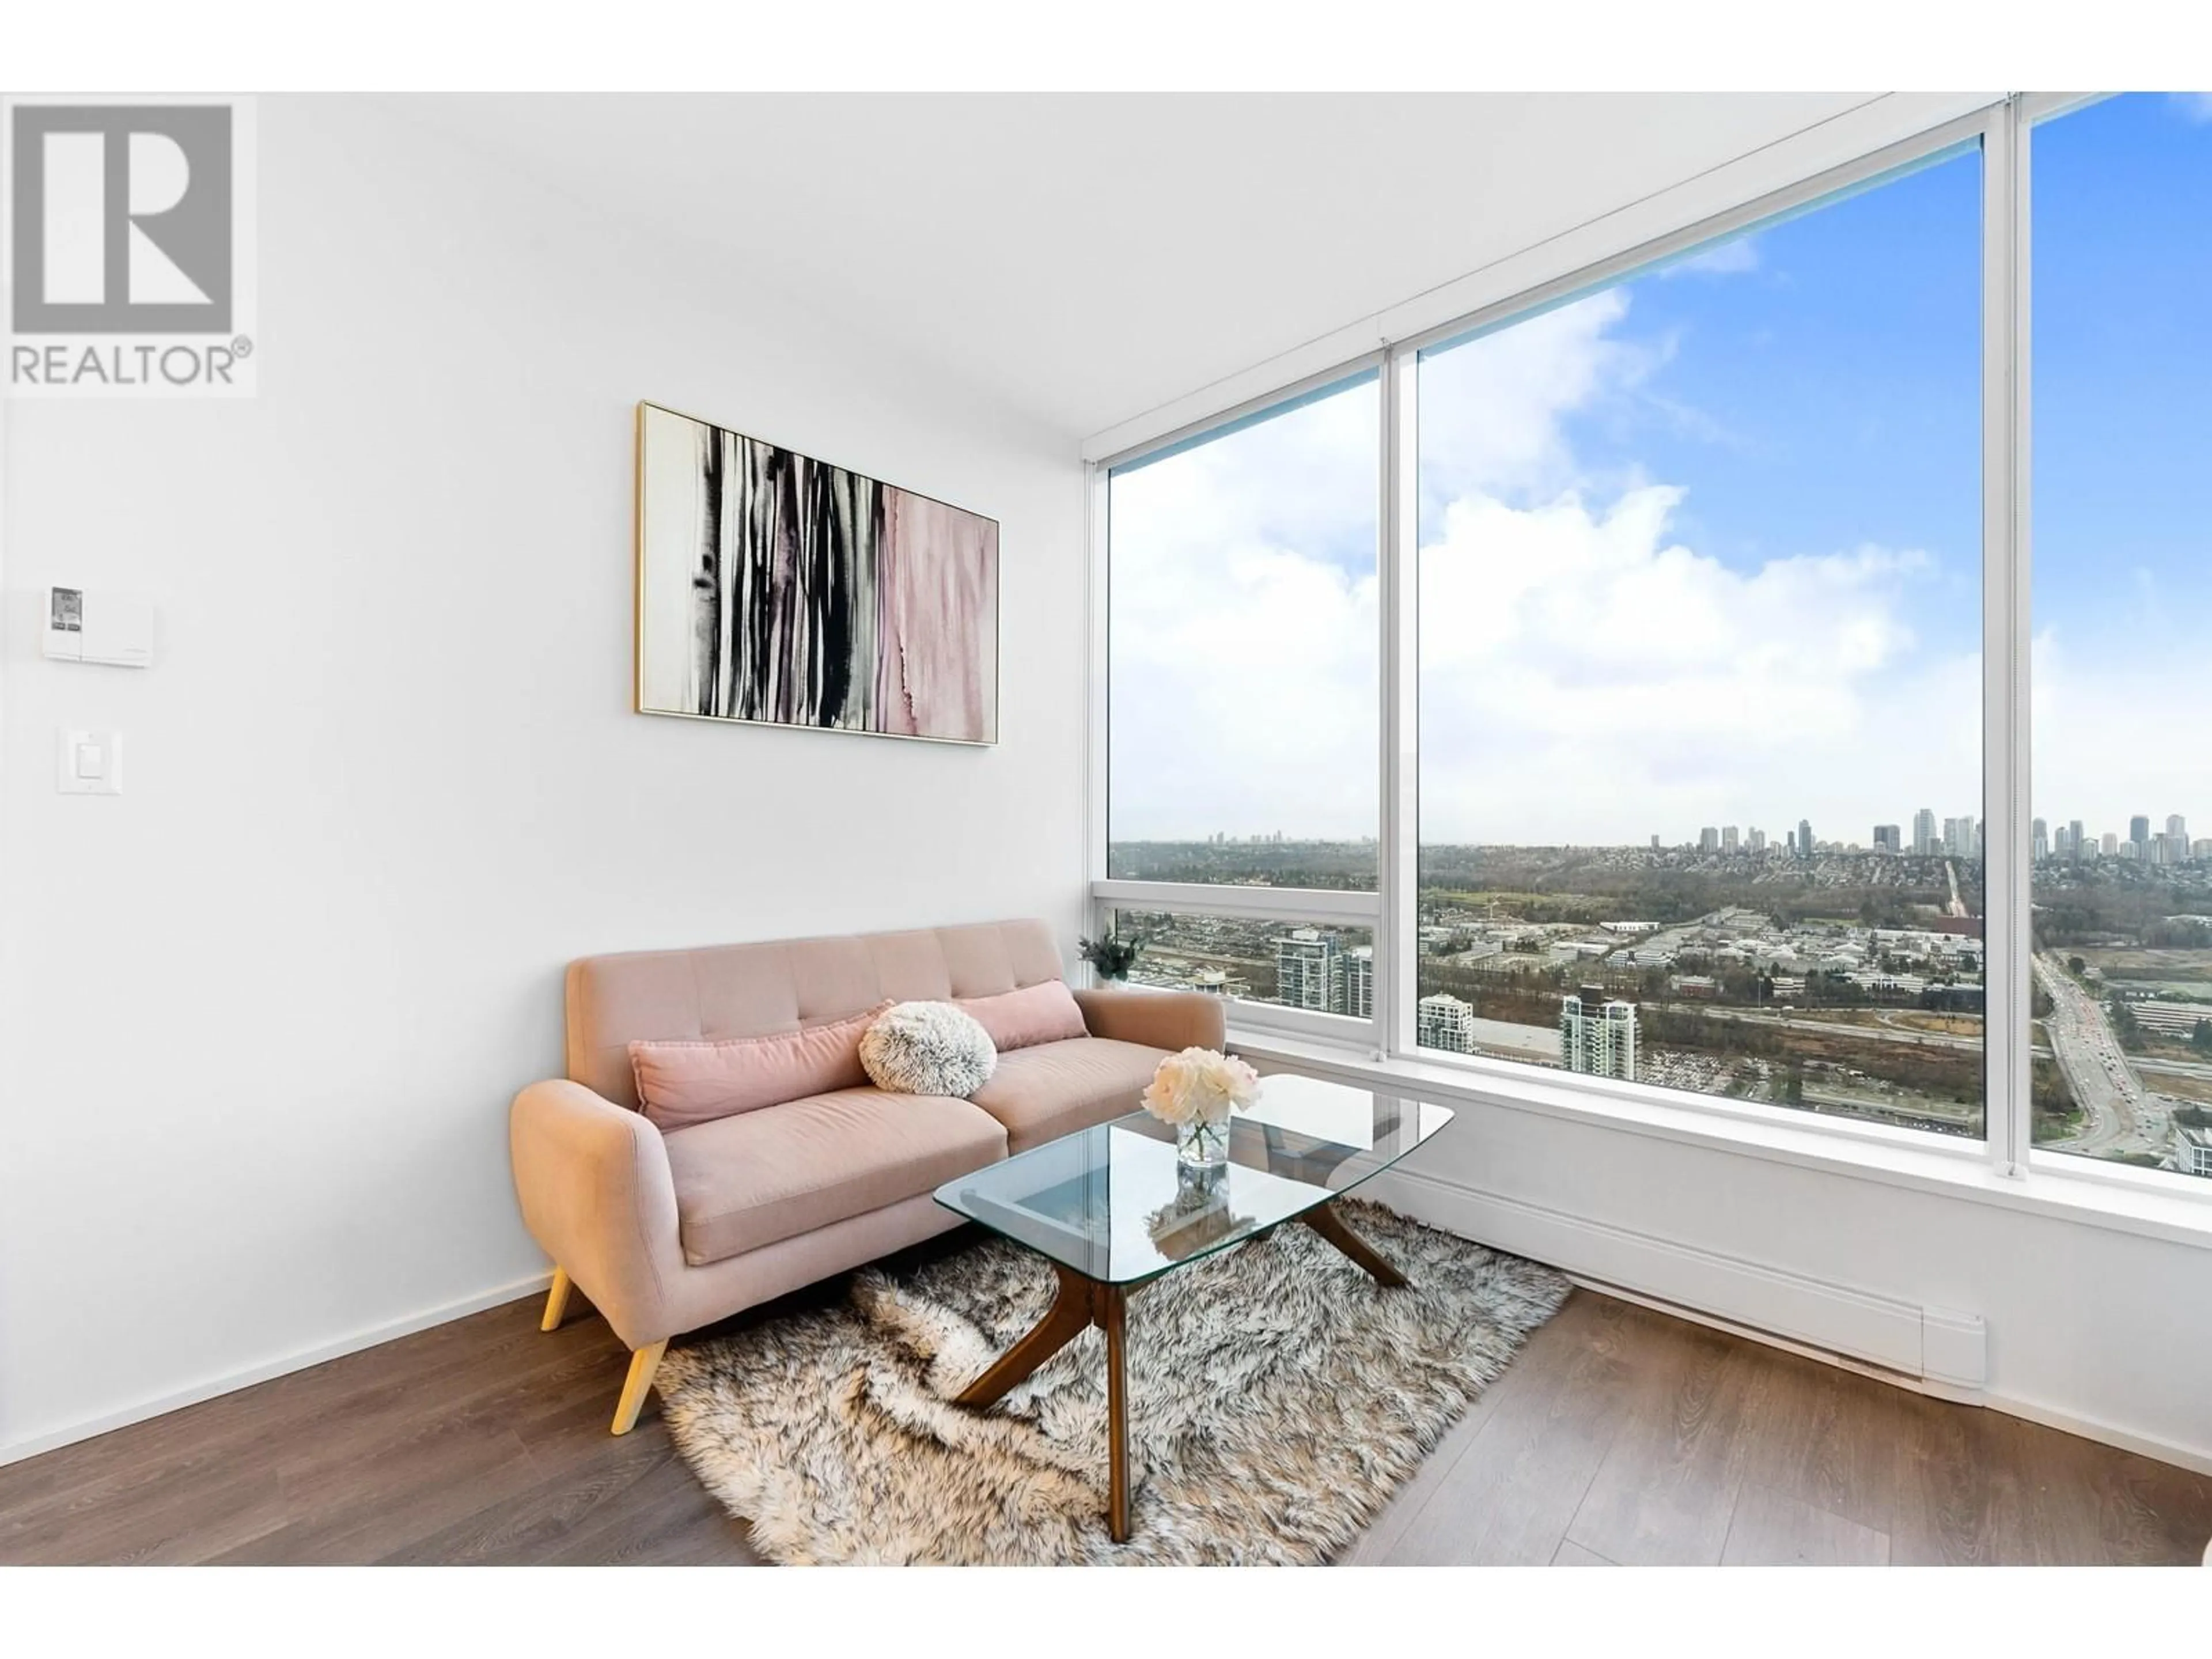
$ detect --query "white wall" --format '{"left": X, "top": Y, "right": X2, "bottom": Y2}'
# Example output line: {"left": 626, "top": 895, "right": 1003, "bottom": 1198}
{"left": 0, "top": 97, "right": 1087, "bottom": 1457}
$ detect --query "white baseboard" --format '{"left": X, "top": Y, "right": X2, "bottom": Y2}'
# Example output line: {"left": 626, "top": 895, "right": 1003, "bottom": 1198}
{"left": 0, "top": 1270, "right": 554, "bottom": 1469}
{"left": 1369, "top": 1167, "right": 2212, "bottom": 1479}
{"left": 1988, "top": 1395, "right": 2212, "bottom": 1480}
{"left": 1367, "top": 1166, "right": 1982, "bottom": 1387}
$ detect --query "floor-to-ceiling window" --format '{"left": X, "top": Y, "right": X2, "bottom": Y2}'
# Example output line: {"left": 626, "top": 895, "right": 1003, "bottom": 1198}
{"left": 2028, "top": 93, "right": 2212, "bottom": 1178}
{"left": 1414, "top": 146, "right": 1986, "bottom": 1137}
{"left": 1104, "top": 372, "right": 1380, "bottom": 1025}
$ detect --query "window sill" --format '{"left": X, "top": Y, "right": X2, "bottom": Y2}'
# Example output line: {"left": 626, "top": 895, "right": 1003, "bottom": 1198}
{"left": 1226, "top": 1022, "right": 2212, "bottom": 1254}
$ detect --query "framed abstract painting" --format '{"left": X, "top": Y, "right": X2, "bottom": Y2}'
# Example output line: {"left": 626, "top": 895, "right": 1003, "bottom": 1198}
{"left": 635, "top": 402, "right": 999, "bottom": 744}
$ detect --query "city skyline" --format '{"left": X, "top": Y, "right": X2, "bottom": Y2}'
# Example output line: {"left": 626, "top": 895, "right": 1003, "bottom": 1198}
{"left": 1112, "top": 801, "right": 2207, "bottom": 857}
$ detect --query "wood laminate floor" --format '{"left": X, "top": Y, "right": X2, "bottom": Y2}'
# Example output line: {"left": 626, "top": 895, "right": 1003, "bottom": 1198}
{"left": 3, "top": 1271, "right": 2207, "bottom": 1566}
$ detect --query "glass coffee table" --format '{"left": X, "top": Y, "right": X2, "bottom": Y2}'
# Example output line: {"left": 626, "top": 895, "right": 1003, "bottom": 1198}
{"left": 934, "top": 1071, "right": 1453, "bottom": 1542}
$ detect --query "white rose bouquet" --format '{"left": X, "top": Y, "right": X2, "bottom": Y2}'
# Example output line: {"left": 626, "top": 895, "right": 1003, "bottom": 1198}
{"left": 1141, "top": 1047, "right": 1262, "bottom": 1167}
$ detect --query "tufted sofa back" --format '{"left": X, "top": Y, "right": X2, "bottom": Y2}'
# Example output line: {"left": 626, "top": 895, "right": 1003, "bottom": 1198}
{"left": 563, "top": 919, "right": 1065, "bottom": 1108}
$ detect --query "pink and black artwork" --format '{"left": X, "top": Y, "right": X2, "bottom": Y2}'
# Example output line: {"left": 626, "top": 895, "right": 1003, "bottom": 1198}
{"left": 636, "top": 402, "right": 998, "bottom": 744}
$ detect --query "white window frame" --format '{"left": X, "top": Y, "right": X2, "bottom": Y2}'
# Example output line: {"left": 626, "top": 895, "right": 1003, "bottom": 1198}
{"left": 1086, "top": 90, "right": 2204, "bottom": 1203}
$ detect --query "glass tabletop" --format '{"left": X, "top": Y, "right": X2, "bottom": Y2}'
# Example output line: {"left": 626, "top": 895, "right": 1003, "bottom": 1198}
{"left": 934, "top": 1071, "right": 1453, "bottom": 1286}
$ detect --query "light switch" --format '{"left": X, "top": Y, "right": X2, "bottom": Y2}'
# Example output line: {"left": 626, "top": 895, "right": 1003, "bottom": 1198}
{"left": 57, "top": 729, "right": 123, "bottom": 795}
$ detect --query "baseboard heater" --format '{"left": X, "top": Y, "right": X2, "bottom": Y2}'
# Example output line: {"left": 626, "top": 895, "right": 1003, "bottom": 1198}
{"left": 1367, "top": 1167, "right": 1988, "bottom": 1399}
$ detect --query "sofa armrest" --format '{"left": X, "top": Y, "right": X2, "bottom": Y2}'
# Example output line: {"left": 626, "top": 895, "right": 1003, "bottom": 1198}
{"left": 1072, "top": 985, "right": 1228, "bottom": 1054}
{"left": 509, "top": 1079, "right": 685, "bottom": 1349}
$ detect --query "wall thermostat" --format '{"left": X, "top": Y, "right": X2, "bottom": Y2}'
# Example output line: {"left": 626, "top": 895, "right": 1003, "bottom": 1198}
{"left": 43, "top": 585, "right": 154, "bottom": 668}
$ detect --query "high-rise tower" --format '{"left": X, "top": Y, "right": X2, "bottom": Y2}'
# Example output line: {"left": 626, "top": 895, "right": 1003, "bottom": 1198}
{"left": 1560, "top": 988, "right": 1638, "bottom": 1081}
{"left": 1274, "top": 929, "right": 1342, "bottom": 1013}
{"left": 1416, "top": 993, "right": 1475, "bottom": 1055}
{"left": 1340, "top": 946, "right": 1374, "bottom": 1019}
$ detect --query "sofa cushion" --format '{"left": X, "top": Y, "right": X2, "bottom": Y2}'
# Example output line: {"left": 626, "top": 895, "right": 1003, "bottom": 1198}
{"left": 959, "top": 980, "right": 1089, "bottom": 1053}
{"left": 968, "top": 1036, "right": 1164, "bottom": 1153}
{"left": 629, "top": 1002, "right": 889, "bottom": 1132}
{"left": 664, "top": 1088, "right": 1007, "bottom": 1266}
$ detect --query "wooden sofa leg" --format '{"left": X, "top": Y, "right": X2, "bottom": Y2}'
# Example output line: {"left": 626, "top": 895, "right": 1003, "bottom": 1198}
{"left": 612, "top": 1340, "right": 669, "bottom": 1435}
{"left": 540, "top": 1267, "right": 574, "bottom": 1332}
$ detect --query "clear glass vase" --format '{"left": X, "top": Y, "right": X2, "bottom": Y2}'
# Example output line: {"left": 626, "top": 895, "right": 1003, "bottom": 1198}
{"left": 1175, "top": 1114, "right": 1230, "bottom": 1171}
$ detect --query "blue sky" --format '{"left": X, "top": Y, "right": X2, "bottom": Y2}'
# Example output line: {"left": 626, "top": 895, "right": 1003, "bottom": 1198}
{"left": 1541, "top": 90, "right": 2212, "bottom": 657}
{"left": 1111, "top": 94, "right": 2209, "bottom": 847}
{"left": 2033, "top": 94, "right": 2212, "bottom": 638}
{"left": 1513, "top": 144, "right": 1984, "bottom": 656}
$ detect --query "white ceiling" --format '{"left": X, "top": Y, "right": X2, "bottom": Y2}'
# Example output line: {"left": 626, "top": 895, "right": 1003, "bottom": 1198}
{"left": 394, "top": 92, "right": 1878, "bottom": 441}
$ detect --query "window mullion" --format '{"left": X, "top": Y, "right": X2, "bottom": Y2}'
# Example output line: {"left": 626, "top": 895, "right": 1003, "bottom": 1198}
{"left": 1982, "top": 99, "right": 2033, "bottom": 1177}
{"left": 1085, "top": 461, "right": 1111, "bottom": 984}
{"left": 2003, "top": 99, "right": 2037, "bottom": 1176}
{"left": 1380, "top": 347, "right": 1419, "bottom": 1062}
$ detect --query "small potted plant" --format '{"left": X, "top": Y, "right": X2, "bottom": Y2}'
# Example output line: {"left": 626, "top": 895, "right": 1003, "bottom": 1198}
{"left": 1077, "top": 934, "right": 1143, "bottom": 983}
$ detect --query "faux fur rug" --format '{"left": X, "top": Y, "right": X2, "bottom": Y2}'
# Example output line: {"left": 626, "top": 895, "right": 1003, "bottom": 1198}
{"left": 657, "top": 1201, "right": 1570, "bottom": 1565}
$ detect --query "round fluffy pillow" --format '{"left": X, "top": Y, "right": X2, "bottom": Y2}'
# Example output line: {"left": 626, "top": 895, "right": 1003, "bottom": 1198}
{"left": 860, "top": 1001, "right": 997, "bottom": 1099}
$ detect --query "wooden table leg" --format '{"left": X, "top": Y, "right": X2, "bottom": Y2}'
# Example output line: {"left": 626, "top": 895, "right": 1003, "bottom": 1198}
{"left": 1102, "top": 1284, "right": 1130, "bottom": 1544}
{"left": 953, "top": 1265, "right": 1137, "bottom": 1543}
{"left": 1300, "top": 1201, "right": 1410, "bottom": 1288}
{"left": 956, "top": 1264, "right": 1096, "bottom": 1409}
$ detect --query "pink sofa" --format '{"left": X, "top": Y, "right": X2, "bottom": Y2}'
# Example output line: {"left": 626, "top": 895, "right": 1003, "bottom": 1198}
{"left": 508, "top": 919, "right": 1225, "bottom": 1431}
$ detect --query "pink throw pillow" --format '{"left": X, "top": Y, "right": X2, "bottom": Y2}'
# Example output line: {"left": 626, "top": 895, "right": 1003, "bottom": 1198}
{"left": 958, "top": 980, "right": 1088, "bottom": 1054}
{"left": 628, "top": 1002, "right": 891, "bottom": 1131}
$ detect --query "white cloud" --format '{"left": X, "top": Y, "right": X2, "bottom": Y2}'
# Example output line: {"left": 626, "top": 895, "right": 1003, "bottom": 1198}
{"left": 1417, "top": 289, "right": 1661, "bottom": 505}
{"left": 1109, "top": 380, "right": 1379, "bottom": 842}
{"left": 1418, "top": 487, "right": 1976, "bottom": 843}
{"left": 1108, "top": 285, "right": 1988, "bottom": 847}
{"left": 1660, "top": 236, "right": 1762, "bottom": 279}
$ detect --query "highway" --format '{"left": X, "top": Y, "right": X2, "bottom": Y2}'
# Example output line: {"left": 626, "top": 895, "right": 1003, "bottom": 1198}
{"left": 1655, "top": 967, "right": 2185, "bottom": 1162}
{"left": 1694, "top": 998, "right": 2208, "bottom": 1081}
{"left": 2032, "top": 952, "right": 2157, "bottom": 1158}
{"left": 1684, "top": 1003, "right": 2021, "bottom": 1056}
